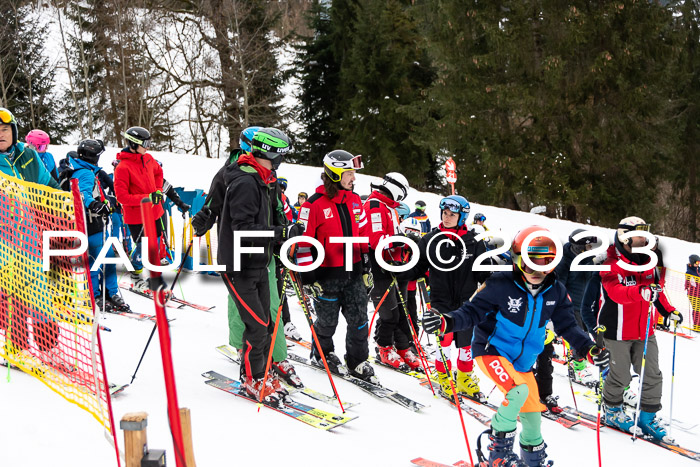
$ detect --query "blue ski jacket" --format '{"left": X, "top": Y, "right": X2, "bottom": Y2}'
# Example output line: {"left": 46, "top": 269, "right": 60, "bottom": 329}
{"left": 445, "top": 270, "right": 594, "bottom": 372}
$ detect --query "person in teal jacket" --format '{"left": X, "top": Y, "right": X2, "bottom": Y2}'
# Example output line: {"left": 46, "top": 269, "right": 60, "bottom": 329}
{"left": 0, "top": 108, "right": 59, "bottom": 189}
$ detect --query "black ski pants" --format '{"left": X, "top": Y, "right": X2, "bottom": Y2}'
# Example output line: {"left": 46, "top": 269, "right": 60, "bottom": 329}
{"left": 534, "top": 341, "right": 554, "bottom": 400}
{"left": 222, "top": 269, "right": 272, "bottom": 380}
{"left": 371, "top": 276, "right": 412, "bottom": 350}
{"left": 311, "top": 275, "right": 369, "bottom": 369}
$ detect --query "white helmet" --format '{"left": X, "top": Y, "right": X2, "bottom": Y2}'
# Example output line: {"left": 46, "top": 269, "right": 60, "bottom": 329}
{"left": 371, "top": 172, "right": 409, "bottom": 202}
{"left": 616, "top": 216, "right": 650, "bottom": 245}
{"left": 400, "top": 217, "right": 421, "bottom": 236}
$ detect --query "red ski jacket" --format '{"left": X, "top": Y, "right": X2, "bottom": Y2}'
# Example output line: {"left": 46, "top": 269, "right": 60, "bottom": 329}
{"left": 599, "top": 243, "right": 675, "bottom": 341}
{"left": 113, "top": 150, "right": 164, "bottom": 224}
{"left": 296, "top": 185, "right": 368, "bottom": 281}
{"left": 363, "top": 190, "right": 404, "bottom": 277}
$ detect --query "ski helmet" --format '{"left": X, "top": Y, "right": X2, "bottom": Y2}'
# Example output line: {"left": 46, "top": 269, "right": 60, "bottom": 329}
{"left": 396, "top": 202, "right": 411, "bottom": 221}
{"left": 690, "top": 254, "right": 700, "bottom": 265}
{"left": 239, "top": 126, "right": 261, "bottom": 153}
{"left": 124, "top": 126, "right": 151, "bottom": 150}
{"left": 400, "top": 217, "right": 421, "bottom": 236}
{"left": 26, "top": 129, "right": 50, "bottom": 152}
{"left": 278, "top": 177, "right": 288, "bottom": 190}
{"left": 473, "top": 212, "right": 486, "bottom": 223}
{"left": 77, "top": 139, "right": 105, "bottom": 165}
{"left": 415, "top": 200, "right": 426, "bottom": 211}
{"left": 251, "top": 127, "right": 291, "bottom": 170}
{"left": 616, "top": 216, "right": 650, "bottom": 245}
{"left": 323, "top": 150, "right": 363, "bottom": 183}
{"left": 439, "top": 195, "right": 470, "bottom": 227}
{"left": 569, "top": 228, "right": 598, "bottom": 254}
{"left": 0, "top": 107, "right": 18, "bottom": 147}
{"left": 371, "top": 172, "right": 409, "bottom": 202}
{"left": 298, "top": 192, "right": 308, "bottom": 199}
{"left": 511, "top": 225, "right": 558, "bottom": 275}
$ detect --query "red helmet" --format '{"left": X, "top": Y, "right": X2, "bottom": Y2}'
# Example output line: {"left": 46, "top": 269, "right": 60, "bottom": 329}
{"left": 512, "top": 226, "right": 558, "bottom": 274}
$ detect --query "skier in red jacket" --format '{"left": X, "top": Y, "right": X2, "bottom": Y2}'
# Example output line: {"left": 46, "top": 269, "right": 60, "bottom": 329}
{"left": 113, "top": 127, "right": 164, "bottom": 291}
{"left": 296, "top": 150, "right": 377, "bottom": 382}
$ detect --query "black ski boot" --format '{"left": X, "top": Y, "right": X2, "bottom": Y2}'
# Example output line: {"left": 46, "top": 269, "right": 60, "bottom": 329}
{"left": 520, "top": 442, "right": 553, "bottom": 466}
{"left": 476, "top": 428, "right": 526, "bottom": 467}
{"left": 108, "top": 294, "right": 130, "bottom": 312}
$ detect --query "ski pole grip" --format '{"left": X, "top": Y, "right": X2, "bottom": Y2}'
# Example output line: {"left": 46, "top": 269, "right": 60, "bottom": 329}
{"left": 593, "top": 325, "right": 606, "bottom": 349}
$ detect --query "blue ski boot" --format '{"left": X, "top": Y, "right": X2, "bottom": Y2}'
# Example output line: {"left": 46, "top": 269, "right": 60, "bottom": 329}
{"left": 637, "top": 411, "right": 675, "bottom": 443}
{"left": 520, "top": 442, "right": 553, "bottom": 466}
{"left": 604, "top": 404, "right": 641, "bottom": 434}
{"left": 476, "top": 429, "right": 526, "bottom": 467}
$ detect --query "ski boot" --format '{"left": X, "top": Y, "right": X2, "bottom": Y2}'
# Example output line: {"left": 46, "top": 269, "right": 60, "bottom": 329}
{"left": 541, "top": 395, "right": 563, "bottom": 414}
{"left": 272, "top": 359, "right": 304, "bottom": 389}
{"left": 604, "top": 404, "right": 642, "bottom": 435}
{"left": 130, "top": 271, "right": 149, "bottom": 293}
{"left": 436, "top": 370, "right": 453, "bottom": 398}
{"left": 348, "top": 358, "right": 380, "bottom": 385}
{"left": 476, "top": 428, "right": 526, "bottom": 467}
{"left": 569, "top": 360, "right": 597, "bottom": 387}
{"left": 396, "top": 347, "right": 421, "bottom": 371}
{"left": 311, "top": 351, "right": 348, "bottom": 376}
{"left": 108, "top": 294, "right": 130, "bottom": 312}
{"left": 243, "top": 376, "right": 281, "bottom": 407}
{"left": 284, "top": 322, "right": 302, "bottom": 341}
{"left": 637, "top": 411, "right": 675, "bottom": 443}
{"left": 94, "top": 295, "right": 116, "bottom": 313}
{"left": 455, "top": 370, "right": 486, "bottom": 402}
{"left": 376, "top": 345, "right": 409, "bottom": 371}
{"left": 520, "top": 441, "right": 553, "bottom": 466}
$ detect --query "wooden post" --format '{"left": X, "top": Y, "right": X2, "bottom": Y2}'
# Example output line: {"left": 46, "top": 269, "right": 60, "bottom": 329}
{"left": 180, "top": 407, "right": 197, "bottom": 467}
{"left": 120, "top": 412, "right": 148, "bottom": 467}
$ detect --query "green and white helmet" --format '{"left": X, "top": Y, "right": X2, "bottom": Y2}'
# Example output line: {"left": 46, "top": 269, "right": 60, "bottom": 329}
{"left": 251, "top": 128, "right": 292, "bottom": 170}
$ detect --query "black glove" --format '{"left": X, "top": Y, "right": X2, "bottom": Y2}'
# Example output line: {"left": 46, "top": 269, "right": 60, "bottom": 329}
{"left": 639, "top": 284, "right": 661, "bottom": 303}
{"left": 175, "top": 199, "right": 191, "bottom": 214}
{"left": 192, "top": 206, "right": 211, "bottom": 237}
{"left": 287, "top": 223, "right": 305, "bottom": 239}
{"left": 423, "top": 308, "right": 451, "bottom": 334}
{"left": 587, "top": 345, "right": 610, "bottom": 367}
{"left": 88, "top": 200, "right": 111, "bottom": 217}
{"left": 403, "top": 232, "right": 421, "bottom": 244}
{"left": 149, "top": 190, "right": 164, "bottom": 204}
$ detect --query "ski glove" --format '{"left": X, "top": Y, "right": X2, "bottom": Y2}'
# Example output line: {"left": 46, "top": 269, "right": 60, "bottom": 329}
{"left": 303, "top": 281, "right": 323, "bottom": 298}
{"left": 149, "top": 190, "right": 164, "bottom": 204}
{"left": 88, "top": 200, "right": 111, "bottom": 217}
{"left": 422, "top": 308, "right": 452, "bottom": 335}
{"left": 639, "top": 284, "right": 662, "bottom": 303}
{"left": 587, "top": 345, "right": 610, "bottom": 367}
{"left": 665, "top": 309, "right": 683, "bottom": 326}
{"left": 175, "top": 199, "right": 191, "bottom": 215}
{"left": 362, "top": 270, "right": 374, "bottom": 292}
{"left": 192, "top": 206, "right": 211, "bottom": 237}
{"left": 287, "top": 223, "right": 305, "bottom": 239}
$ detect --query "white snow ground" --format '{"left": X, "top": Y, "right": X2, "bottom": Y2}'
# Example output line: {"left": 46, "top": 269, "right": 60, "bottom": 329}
{"left": 0, "top": 146, "right": 698, "bottom": 467}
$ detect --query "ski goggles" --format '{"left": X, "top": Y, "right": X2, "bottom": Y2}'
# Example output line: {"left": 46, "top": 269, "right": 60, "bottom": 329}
{"left": 620, "top": 223, "right": 651, "bottom": 232}
{"left": 516, "top": 254, "right": 556, "bottom": 274}
{"left": 0, "top": 108, "right": 15, "bottom": 125}
{"left": 439, "top": 198, "right": 469, "bottom": 215}
{"left": 335, "top": 154, "right": 363, "bottom": 170}
{"left": 475, "top": 214, "right": 486, "bottom": 222}
{"left": 35, "top": 144, "right": 48, "bottom": 152}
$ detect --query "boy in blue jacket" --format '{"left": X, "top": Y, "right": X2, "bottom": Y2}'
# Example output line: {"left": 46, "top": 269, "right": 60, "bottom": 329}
{"left": 424, "top": 226, "right": 609, "bottom": 467}
{"left": 69, "top": 139, "right": 129, "bottom": 312}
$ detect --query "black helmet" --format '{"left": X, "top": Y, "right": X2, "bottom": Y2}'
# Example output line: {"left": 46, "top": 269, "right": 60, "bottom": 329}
{"left": 473, "top": 212, "right": 486, "bottom": 222}
{"left": 251, "top": 128, "right": 291, "bottom": 170}
{"left": 415, "top": 200, "right": 426, "bottom": 210}
{"left": 569, "top": 228, "right": 598, "bottom": 246}
{"left": 124, "top": 126, "right": 151, "bottom": 150}
{"left": 77, "top": 139, "right": 105, "bottom": 165}
{"left": 690, "top": 254, "right": 700, "bottom": 265}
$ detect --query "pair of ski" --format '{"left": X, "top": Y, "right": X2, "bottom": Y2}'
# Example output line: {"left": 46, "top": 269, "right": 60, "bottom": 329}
{"left": 411, "top": 458, "right": 473, "bottom": 467}
{"left": 215, "top": 344, "right": 356, "bottom": 409}
{"left": 561, "top": 406, "right": 700, "bottom": 462}
{"left": 118, "top": 281, "right": 214, "bottom": 312}
{"left": 104, "top": 308, "right": 175, "bottom": 323}
{"left": 202, "top": 369, "right": 357, "bottom": 431}
{"left": 284, "top": 339, "right": 427, "bottom": 412}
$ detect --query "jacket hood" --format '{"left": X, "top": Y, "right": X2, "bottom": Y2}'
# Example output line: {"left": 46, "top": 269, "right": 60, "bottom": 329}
{"left": 610, "top": 239, "right": 650, "bottom": 267}
{"left": 368, "top": 190, "right": 399, "bottom": 208}
{"left": 68, "top": 155, "right": 100, "bottom": 173}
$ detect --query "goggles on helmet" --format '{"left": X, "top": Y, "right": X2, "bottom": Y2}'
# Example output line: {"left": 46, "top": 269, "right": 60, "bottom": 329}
{"left": 439, "top": 198, "right": 469, "bottom": 214}
{"left": 517, "top": 254, "right": 556, "bottom": 274}
{"left": 0, "top": 109, "right": 15, "bottom": 125}
{"left": 35, "top": 144, "right": 48, "bottom": 152}
{"left": 325, "top": 154, "right": 363, "bottom": 182}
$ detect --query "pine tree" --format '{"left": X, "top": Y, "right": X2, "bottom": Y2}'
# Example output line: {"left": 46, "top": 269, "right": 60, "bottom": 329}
{"left": 0, "top": 3, "right": 73, "bottom": 142}
{"left": 336, "top": 0, "right": 434, "bottom": 187}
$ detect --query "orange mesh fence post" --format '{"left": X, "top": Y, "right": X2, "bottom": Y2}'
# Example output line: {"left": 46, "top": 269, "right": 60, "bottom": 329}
{"left": 0, "top": 173, "right": 120, "bottom": 465}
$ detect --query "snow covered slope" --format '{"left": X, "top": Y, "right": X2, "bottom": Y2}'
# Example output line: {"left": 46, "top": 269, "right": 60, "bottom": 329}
{"left": 0, "top": 147, "right": 698, "bottom": 466}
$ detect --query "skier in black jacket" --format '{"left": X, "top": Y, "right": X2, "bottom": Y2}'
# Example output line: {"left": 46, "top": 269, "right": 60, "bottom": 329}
{"left": 217, "top": 128, "right": 299, "bottom": 404}
{"left": 398, "top": 194, "right": 490, "bottom": 400}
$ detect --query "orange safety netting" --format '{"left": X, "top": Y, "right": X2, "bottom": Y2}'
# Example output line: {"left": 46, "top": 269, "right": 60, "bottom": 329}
{"left": 661, "top": 267, "right": 700, "bottom": 333}
{"left": 0, "top": 172, "right": 113, "bottom": 431}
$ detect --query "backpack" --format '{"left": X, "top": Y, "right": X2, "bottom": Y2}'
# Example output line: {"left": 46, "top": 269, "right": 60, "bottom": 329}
{"left": 57, "top": 158, "right": 75, "bottom": 191}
